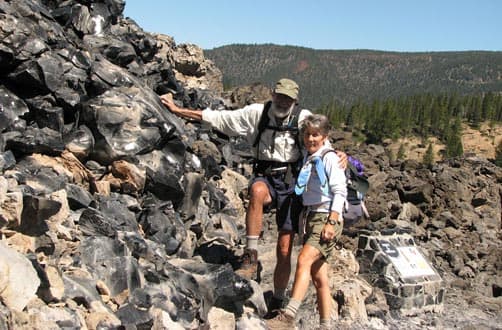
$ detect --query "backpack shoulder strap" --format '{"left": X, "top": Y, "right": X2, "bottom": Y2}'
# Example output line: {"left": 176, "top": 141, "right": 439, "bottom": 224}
{"left": 318, "top": 148, "right": 336, "bottom": 178}
{"left": 320, "top": 148, "right": 336, "bottom": 162}
{"left": 252, "top": 102, "right": 303, "bottom": 153}
{"left": 252, "top": 100, "right": 272, "bottom": 148}
{"left": 289, "top": 104, "right": 302, "bottom": 129}
{"left": 289, "top": 104, "right": 302, "bottom": 148}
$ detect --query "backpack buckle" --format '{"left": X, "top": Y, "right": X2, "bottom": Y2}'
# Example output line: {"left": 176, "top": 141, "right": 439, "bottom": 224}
{"left": 268, "top": 166, "right": 288, "bottom": 175}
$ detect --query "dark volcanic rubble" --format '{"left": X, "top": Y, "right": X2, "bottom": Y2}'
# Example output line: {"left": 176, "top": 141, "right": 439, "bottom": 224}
{"left": 0, "top": 1, "right": 501, "bottom": 329}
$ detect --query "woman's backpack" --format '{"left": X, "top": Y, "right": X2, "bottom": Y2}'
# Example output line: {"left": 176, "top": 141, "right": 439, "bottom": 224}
{"left": 320, "top": 151, "right": 370, "bottom": 226}
{"left": 343, "top": 155, "right": 369, "bottom": 226}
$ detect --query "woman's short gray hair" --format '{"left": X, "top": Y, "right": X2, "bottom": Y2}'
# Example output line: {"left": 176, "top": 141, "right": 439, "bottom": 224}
{"left": 300, "top": 114, "right": 331, "bottom": 136}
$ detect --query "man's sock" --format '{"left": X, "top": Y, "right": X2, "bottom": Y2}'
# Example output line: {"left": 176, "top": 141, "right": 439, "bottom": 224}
{"left": 320, "top": 318, "right": 331, "bottom": 327}
{"left": 283, "top": 298, "right": 301, "bottom": 317}
{"left": 245, "top": 235, "right": 259, "bottom": 250}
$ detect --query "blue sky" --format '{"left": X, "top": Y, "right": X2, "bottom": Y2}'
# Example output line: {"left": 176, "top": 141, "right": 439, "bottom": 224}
{"left": 123, "top": 0, "right": 501, "bottom": 52}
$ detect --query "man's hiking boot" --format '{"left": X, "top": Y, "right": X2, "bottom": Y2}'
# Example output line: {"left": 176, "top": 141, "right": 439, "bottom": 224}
{"left": 264, "top": 296, "right": 284, "bottom": 319}
{"left": 235, "top": 248, "right": 259, "bottom": 281}
{"left": 316, "top": 325, "right": 332, "bottom": 330}
{"left": 265, "top": 310, "right": 296, "bottom": 330}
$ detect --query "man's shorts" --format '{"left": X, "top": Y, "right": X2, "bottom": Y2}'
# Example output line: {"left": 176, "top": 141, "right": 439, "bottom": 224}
{"left": 249, "top": 174, "right": 302, "bottom": 233}
{"left": 304, "top": 211, "right": 343, "bottom": 258}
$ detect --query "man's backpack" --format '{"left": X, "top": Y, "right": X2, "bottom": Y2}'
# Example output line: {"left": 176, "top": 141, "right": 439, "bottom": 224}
{"left": 320, "top": 150, "right": 369, "bottom": 226}
{"left": 251, "top": 101, "right": 304, "bottom": 182}
{"left": 252, "top": 101, "right": 303, "bottom": 154}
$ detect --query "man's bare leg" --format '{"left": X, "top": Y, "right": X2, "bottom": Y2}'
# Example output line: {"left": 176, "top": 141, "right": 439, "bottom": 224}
{"left": 246, "top": 181, "right": 272, "bottom": 237}
{"left": 235, "top": 181, "right": 272, "bottom": 280}
{"left": 274, "top": 231, "right": 295, "bottom": 294}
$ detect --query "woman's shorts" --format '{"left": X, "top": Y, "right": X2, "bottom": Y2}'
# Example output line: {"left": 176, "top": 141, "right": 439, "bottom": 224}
{"left": 304, "top": 211, "right": 343, "bottom": 258}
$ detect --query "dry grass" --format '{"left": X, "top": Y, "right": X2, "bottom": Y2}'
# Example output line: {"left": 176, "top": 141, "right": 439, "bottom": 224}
{"left": 384, "top": 122, "right": 502, "bottom": 161}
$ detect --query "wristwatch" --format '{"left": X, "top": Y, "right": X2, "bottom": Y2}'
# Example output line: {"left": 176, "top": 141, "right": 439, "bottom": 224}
{"left": 326, "top": 218, "right": 340, "bottom": 225}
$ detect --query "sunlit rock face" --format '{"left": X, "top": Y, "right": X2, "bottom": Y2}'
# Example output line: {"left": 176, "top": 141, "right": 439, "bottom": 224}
{"left": 0, "top": 0, "right": 501, "bottom": 329}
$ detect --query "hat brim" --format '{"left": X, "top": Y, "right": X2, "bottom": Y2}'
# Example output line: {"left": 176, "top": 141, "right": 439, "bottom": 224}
{"left": 274, "top": 88, "right": 298, "bottom": 99}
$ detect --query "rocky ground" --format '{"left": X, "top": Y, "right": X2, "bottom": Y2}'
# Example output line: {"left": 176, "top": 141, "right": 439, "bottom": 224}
{"left": 252, "top": 213, "right": 502, "bottom": 330}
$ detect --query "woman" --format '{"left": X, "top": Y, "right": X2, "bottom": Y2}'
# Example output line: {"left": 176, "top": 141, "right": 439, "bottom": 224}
{"left": 266, "top": 114, "right": 347, "bottom": 330}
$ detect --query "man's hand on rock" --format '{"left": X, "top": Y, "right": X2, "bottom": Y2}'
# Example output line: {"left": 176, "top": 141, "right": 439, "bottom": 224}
{"left": 160, "top": 93, "right": 179, "bottom": 113}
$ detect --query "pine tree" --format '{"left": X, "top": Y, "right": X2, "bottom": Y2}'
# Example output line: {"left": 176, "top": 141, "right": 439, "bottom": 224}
{"left": 445, "top": 117, "right": 464, "bottom": 158}
{"left": 387, "top": 149, "right": 395, "bottom": 163}
{"left": 482, "top": 92, "right": 495, "bottom": 120}
{"left": 495, "top": 140, "right": 502, "bottom": 167}
{"left": 397, "top": 144, "right": 406, "bottom": 160}
{"left": 423, "top": 143, "right": 434, "bottom": 167}
{"left": 468, "top": 95, "right": 482, "bottom": 128}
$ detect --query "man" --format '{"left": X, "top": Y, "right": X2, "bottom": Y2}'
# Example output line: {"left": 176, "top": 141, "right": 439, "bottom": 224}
{"left": 160, "top": 78, "right": 345, "bottom": 312}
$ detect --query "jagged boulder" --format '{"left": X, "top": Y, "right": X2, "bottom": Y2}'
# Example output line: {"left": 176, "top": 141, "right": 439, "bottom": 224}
{"left": 0, "top": 241, "right": 41, "bottom": 311}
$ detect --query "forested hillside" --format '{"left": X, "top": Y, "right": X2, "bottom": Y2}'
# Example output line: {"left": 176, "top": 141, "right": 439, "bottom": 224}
{"left": 205, "top": 44, "right": 502, "bottom": 161}
{"left": 319, "top": 92, "right": 502, "bottom": 155}
{"left": 204, "top": 44, "right": 502, "bottom": 109}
